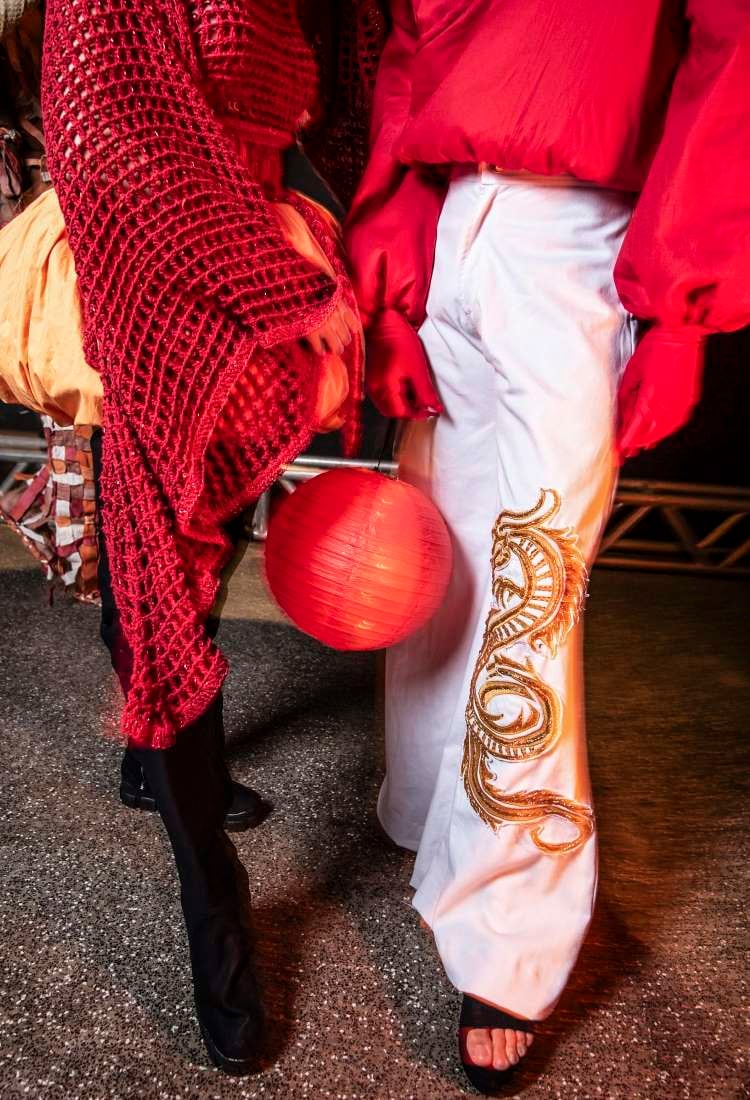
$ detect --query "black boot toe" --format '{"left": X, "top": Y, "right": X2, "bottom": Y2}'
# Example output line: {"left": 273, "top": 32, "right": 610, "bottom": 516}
{"left": 119, "top": 749, "right": 157, "bottom": 811}
{"left": 224, "top": 782, "right": 273, "bottom": 831}
{"left": 120, "top": 752, "right": 271, "bottom": 830}
{"left": 198, "top": 1012, "right": 264, "bottom": 1076}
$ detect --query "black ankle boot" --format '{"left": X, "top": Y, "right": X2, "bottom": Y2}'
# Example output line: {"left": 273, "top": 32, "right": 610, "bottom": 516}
{"left": 120, "top": 748, "right": 272, "bottom": 830}
{"left": 131, "top": 698, "right": 265, "bottom": 1075}
{"left": 120, "top": 690, "right": 272, "bottom": 830}
{"left": 120, "top": 749, "right": 157, "bottom": 811}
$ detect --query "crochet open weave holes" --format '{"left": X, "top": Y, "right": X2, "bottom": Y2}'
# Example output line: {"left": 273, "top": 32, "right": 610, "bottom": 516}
{"left": 43, "top": 0, "right": 362, "bottom": 747}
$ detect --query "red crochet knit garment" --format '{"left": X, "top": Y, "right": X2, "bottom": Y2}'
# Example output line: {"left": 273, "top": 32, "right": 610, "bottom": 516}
{"left": 42, "top": 0, "right": 362, "bottom": 747}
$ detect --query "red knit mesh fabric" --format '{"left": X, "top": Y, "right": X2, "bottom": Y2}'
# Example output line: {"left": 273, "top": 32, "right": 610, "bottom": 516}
{"left": 42, "top": 0, "right": 362, "bottom": 748}
{"left": 195, "top": 0, "right": 317, "bottom": 138}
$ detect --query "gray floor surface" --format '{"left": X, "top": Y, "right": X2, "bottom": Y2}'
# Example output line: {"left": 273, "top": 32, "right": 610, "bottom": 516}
{"left": 0, "top": 532, "right": 748, "bottom": 1099}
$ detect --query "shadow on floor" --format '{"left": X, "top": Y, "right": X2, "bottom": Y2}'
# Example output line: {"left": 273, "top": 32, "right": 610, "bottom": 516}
{"left": 0, "top": 563, "right": 747, "bottom": 1098}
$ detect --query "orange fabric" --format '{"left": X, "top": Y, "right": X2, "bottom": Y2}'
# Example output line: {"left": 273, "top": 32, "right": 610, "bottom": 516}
{"left": 0, "top": 189, "right": 102, "bottom": 425}
{"left": 274, "top": 200, "right": 351, "bottom": 430}
{"left": 0, "top": 190, "right": 350, "bottom": 432}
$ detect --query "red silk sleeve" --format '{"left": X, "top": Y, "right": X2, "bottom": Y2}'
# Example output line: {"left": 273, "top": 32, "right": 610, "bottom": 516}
{"left": 345, "top": 0, "right": 446, "bottom": 331}
{"left": 615, "top": 2, "right": 750, "bottom": 348}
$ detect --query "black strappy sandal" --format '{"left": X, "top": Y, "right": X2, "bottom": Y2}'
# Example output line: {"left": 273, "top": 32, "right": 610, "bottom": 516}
{"left": 459, "top": 994, "right": 536, "bottom": 1095}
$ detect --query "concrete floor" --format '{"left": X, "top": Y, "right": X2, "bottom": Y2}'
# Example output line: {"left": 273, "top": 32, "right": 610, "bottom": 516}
{"left": 0, "top": 526, "right": 748, "bottom": 1099}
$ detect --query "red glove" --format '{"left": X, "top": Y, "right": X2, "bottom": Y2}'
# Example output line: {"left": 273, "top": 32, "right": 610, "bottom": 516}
{"left": 617, "top": 325, "right": 706, "bottom": 463}
{"left": 365, "top": 308, "right": 444, "bottom": 419}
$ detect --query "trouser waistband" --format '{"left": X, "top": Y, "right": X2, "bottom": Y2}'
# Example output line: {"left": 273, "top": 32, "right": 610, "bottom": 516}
{"left": 450, "top": 163, "right": 626, "bottom": 191}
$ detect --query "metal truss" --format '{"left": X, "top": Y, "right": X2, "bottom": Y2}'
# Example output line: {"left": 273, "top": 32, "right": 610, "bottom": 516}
{"left": 255, "top": 463, "right": 750, "bottom": 579}
{"left": 3, "top": 434, "right": 747, "bottom": 578}
{"left": 0, "top": 430, "right": 47, "bottom": 495}
{"left": 599, "top": 479, "right": 750, "bottom": 578}
{"left": 250, "top": 456, "right": 397, "bottom": 540}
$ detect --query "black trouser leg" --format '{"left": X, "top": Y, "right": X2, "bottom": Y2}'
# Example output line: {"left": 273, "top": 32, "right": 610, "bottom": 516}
{"left": 130, "top": 698, "right": 263, "bottom": 1064}
{"left": 93, "top": 429, "right": 266, "bottom": 827}
{"left": 91, "top": 428, "right": 133, "bottom": 695}
{"left": 90, "top": 428, "right": 263, "bottom": 1071}
{"left": 91, "top": 427, "right": 233, "bottom": 804}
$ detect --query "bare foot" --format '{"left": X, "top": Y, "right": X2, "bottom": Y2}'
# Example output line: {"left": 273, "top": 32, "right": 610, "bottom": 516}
{"left": 460, "top": 1026, "right": 534, "bottom": 1071}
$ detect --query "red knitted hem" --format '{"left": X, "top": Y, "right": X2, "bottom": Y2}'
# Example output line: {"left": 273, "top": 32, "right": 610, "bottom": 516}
{"left": 118, "top": 334, "right": 335, "bottom": 748}
{"left": 122, "top": 655, "right": 228, "bottom": 750}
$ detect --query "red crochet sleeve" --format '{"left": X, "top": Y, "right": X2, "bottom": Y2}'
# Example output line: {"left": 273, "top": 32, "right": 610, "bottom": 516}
{"left": 43, "top": 0, "right": 340, "bottom": 356}
{"left": 41, "top": 0, "right": 356, "bottom": 748}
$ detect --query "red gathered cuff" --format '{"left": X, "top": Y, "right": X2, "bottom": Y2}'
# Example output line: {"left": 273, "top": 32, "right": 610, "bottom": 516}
{"left": 646, "top": 322, "right": 710, "bottom": 345}
{"left": 367, "top": 307, "right": 432, "bottom": 369}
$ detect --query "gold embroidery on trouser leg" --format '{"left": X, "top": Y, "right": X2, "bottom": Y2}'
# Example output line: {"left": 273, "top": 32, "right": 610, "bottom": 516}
{"left": 462, "top": 489, "right": 594, "bottom": 853}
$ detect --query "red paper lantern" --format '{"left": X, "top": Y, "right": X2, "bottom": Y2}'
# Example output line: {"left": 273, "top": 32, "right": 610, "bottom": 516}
{"left": 264, "top": 468, "right": 453, "bottom": 650}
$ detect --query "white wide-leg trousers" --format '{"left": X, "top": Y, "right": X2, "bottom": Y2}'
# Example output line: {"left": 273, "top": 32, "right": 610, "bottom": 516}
{"left": 380, "top": 169, "right": 634, "bottom": 1020}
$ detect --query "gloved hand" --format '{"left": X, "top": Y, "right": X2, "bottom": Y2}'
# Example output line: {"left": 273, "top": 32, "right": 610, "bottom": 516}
{"left": 617, "top": 325, "right": 706, "bottom": 462}
{"left": 366, "top": 308, "right": 443, "bottom": 419}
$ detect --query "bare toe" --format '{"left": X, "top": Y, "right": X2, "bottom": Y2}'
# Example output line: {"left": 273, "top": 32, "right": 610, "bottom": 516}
{"left": 463, "top": 1027, "right": 494, "bottom": 1068}
{"left": 507, "top": 1028, "right": 523, "bottom": 1066}
{"left": 491, "top": 1028, "right": 511, "bottom": 1071}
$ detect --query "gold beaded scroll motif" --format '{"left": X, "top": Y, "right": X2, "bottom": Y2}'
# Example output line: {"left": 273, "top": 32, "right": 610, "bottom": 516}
{"left": 461, "top": 489, "right": 594, "bottom": 854}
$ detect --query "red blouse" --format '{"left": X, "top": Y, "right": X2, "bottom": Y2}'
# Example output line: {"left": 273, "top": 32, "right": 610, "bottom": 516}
{"left": 347, "top": 0, "right": 750, "bottom": 348}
